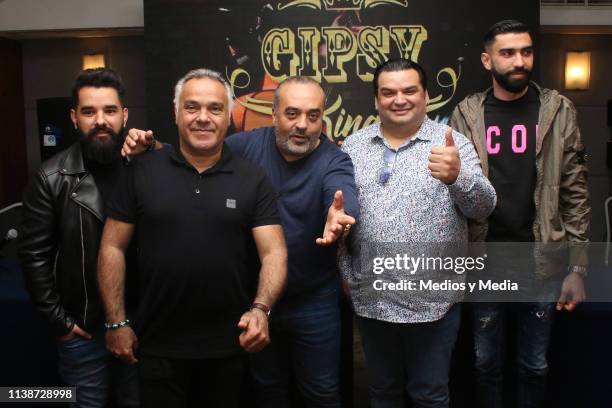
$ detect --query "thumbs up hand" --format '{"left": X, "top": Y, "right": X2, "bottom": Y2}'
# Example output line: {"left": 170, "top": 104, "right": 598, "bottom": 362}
{"left": 428, "top": 127, "right": 461, "bottom": 185}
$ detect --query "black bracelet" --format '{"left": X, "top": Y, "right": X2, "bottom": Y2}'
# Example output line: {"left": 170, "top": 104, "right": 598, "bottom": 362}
{"left": 104, "top": 319, "right": 131, "bottom": 330}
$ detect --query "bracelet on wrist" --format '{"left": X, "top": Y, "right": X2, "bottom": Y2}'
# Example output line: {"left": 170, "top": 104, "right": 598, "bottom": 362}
{"left": 104, "top": 319, "right": 131, "bottom": 330}
{"left": 250, "top": 303, "right": 271, "bottom": 317}
{"left": 569, "top": 265, "right": 587, "bottom": 278}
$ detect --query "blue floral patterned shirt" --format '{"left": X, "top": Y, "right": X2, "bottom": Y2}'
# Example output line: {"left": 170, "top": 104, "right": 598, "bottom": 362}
{"left": 339, "top": 117, "right": 496, "bottom": 323}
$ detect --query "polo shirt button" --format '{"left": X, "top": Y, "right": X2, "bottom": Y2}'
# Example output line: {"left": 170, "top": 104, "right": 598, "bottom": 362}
{"left": 195, "top": 188, "right": 200, "bottom": 194}
{"left": 71, "top": 192, "right": 77, "bottom": 197}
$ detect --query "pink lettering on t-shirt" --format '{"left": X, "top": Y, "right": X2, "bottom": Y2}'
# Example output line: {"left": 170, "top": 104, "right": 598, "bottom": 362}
{"left": 512, "top": 125, "right": 527, "bottom": 153}
{"left": 486, "top": 126, "right": 501, "bottom": 154}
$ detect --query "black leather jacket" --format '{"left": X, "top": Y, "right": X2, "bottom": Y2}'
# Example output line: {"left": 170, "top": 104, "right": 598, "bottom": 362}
{"left": 18, "top": 143, "right": 107, "bottom": 337}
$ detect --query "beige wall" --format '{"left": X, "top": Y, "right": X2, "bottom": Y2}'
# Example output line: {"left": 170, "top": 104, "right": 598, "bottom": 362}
{"left": 0, "top": 0, "right": 143, "bottom": 31}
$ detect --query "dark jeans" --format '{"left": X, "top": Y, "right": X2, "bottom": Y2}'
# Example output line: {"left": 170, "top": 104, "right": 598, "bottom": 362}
{"left": 138, "top": 354, "right": 246, "bottom": 408}
{"left": 250, "top": 285, "right": 341, "bottom": 408}
{"left": 57, "top": 333, "right": 139, "bottom": 408}
{"left": 356, "top": 304, "right": 461, "bottom": 408}
{"left": 472, "top": 302, "right": 555, "bottom": 408}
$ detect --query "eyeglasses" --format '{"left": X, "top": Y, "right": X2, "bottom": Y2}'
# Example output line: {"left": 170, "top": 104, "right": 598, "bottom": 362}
{"left": 378, "top": 147, "right": 398, "bottom": 185}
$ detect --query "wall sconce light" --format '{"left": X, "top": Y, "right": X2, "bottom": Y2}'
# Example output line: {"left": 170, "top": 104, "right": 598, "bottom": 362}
{"left": 565, "top": 51, "right": 590, "bottom": 90}
{"left": 83, "top": 54, "right": 106, "bottom": 70}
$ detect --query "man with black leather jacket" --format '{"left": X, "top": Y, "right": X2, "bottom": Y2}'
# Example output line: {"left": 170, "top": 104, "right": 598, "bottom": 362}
{"left": 18, "top": 68, "right": 139, "bottom": 408}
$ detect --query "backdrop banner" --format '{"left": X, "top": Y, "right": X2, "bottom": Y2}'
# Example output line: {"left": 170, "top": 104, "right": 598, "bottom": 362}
{"left": 144, "top": 0, "right": 539, "bottom": 144}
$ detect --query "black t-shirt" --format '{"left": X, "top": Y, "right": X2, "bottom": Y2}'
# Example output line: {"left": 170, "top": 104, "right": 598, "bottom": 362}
{"left": 485, "top": 86, "right": 540, "bottom": 242}
{"left": 85, "top": 157, "right": 123, "bottom": 208}
{"left": 106, "top": 143, "right": 280, "bottom": 359}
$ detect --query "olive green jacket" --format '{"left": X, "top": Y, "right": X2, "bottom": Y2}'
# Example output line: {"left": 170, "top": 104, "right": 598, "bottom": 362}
{"left": 450, "top": 82, "right": 590, "bottom": 271}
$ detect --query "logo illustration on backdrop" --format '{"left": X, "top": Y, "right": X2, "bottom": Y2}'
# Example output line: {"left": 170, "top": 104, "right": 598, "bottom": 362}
{"left": 277, "top": 0, "right": 408, "bottom": 11}
{"left": 225, "top": 0, "right": 461, "bottom": 141}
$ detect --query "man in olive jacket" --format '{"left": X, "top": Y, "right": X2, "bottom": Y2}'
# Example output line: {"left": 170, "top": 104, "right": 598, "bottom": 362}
{"left": 450, "top": 20, "right": 590, "bottom": 408}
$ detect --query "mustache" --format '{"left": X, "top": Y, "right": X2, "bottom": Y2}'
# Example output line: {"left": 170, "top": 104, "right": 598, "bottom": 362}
{"left": 507, "top": 67, "right": 530, "bottom": 75}
{"left": 290, "top": 129, "right": 308, "bottom": 137}
{"left": 87, "top": 125, "right": 116, "bottom": 137}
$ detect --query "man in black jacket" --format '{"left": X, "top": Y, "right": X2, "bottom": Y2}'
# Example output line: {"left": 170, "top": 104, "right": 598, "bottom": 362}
{"left": 18, "top": 68, "right": 138, "bottom": 408}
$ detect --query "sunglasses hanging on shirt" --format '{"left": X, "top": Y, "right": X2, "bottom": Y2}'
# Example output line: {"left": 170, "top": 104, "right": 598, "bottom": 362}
{"left": 378, "top": 147, "right": 398, "bottom": 185}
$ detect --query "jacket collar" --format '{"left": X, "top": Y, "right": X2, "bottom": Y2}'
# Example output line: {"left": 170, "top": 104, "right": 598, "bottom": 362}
{"left": 460, "top": 81, "right": 554, "bottom": 123}
{"left": 59, "top": 142, "right": 105, "bottom": 222}
{"left": 58, "top": 143, "right": 87, "bottom": 175}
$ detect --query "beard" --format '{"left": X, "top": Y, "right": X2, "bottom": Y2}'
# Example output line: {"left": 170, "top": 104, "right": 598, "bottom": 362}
{"left": 275, "top": 129, "right": 319, "bottom": 160}
{"left": 79, "top": 125, "right": 124, "bottom": 164}
{"left": 492, "top": 66, "right": 532, "bottom": 94}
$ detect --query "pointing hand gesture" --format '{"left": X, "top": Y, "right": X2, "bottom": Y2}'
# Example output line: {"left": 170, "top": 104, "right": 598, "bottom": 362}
{"left": 316, "top": 191, "right": 356, "bottom": 246}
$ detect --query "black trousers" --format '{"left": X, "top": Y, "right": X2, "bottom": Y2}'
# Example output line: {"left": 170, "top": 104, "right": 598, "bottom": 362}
{"left": 138, "top": 354, "right": 246, "bottom": 408}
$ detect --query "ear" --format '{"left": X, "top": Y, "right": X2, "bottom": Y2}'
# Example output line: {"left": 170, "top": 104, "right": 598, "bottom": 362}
{"left": 122, "top": 107, "right": 129, "bottom": 127}
{"left": 272, "top": 108, "right": 278, "bottom": 126}
{"left": 374, "top": 97, "right": 379, "bottom": 112}
{"left": 481, "top": 52, "right": 492, "bottom": 71}
{"left": 70, "top": 109, "right": 78, "bottom": 129}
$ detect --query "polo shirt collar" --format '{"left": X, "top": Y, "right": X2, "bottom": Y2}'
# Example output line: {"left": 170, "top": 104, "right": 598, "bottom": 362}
{"left": 169, "top": 142, "right": 235, "bottom": 173}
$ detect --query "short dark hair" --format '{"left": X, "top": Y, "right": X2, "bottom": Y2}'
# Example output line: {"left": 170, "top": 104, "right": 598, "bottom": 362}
{"left": 373, "top": 58, "right": 427, "bottom": 95}
{"left": 483, "top": 20, "right": 530, "bottom": 50}
{"left": 71, "top": 68, "right": 126, "bottom": 107}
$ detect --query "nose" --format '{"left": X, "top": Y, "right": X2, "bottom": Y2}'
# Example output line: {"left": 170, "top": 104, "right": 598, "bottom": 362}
{"left": 513, "top": 53, "right": 526, "bottom": 69}
{"left": 196, "top": 108, "right": 211, "bottom": 124}
{"left": 394, "top": 92, "right": 407, "bottom": 105}
{"left": 295, "top": 114, "right": 307, "bottom": 131}
{"left": 94, "top": 110, "right": 106, "bottom": 127}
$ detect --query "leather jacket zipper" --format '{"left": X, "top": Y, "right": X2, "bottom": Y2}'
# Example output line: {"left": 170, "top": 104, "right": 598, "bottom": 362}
{"left": 52, "top": 248, "right": 60, "bottom": 284}
{"left": 77, "top": 177, "right": 89, "bottom": 328}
